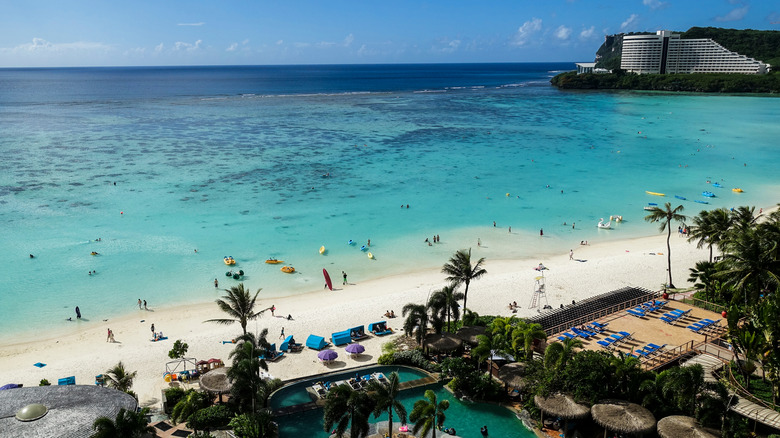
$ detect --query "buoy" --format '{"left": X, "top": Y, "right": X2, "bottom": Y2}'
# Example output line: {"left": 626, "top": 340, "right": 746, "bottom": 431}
{"left": 722, "top": 310, "right": 727, "bottom": 318}
{"left": 506, "top": 193, "right": 510, "bottom": 197}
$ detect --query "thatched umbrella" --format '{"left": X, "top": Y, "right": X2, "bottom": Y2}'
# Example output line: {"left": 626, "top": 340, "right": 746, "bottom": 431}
{"left": 456, "top": 325, "right": 486, "bottom": 346}
{"left": 199, "top": 366, "right": 232, "bottom": 403}
{"left": 657, "top": 415, "right": 720, "bottom": 438}
{"left": 424, "top": 332, "right": 462, "bottom": 353}
{"left": 591, "top": 399, "right": 656, "bottom": 437}
{"left": 534, "top": 393, "right": 590, "bottom": 437}
{"left": 498, "top": 362, "right": 528, "bottom": 390}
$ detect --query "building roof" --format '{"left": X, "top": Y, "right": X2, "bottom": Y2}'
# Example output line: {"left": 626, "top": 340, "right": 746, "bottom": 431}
{"left": 0, "top": 385, "right": 138, "bottom": 438}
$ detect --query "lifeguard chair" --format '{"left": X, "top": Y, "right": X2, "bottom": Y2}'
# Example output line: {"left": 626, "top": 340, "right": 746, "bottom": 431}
{"left": 528, "top": 274, "right": 549, "bottom": 311}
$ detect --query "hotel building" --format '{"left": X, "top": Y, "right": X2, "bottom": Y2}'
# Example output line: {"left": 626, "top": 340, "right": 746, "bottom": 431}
{"left": 621, "top": 30, "right": 769, "bottom": 74}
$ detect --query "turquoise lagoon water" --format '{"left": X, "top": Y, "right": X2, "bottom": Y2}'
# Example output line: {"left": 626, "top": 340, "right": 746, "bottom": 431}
{"left": 275, "top": 381, "right": 534, "bottom": 438}
{"left": 269, "top": 365, "right": 429, "bottom": 410}
{"left": 1, "top": 64, "right": 779, "bottom": 343}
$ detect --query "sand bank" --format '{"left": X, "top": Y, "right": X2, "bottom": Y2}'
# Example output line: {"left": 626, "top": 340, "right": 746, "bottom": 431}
{"left": 0, "top": 227, "right": 719, "bottom": 408}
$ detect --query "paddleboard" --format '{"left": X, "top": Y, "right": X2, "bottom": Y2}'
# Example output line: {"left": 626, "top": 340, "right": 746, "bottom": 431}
{"left": 645, "top": 191, "right": 665, "bottom": 196}
{"left": 319, "top": 246, "right": 325, "bottom": 254}
{"left": 367, "top": 252, "right": 373, "bottom": 259}
{"left": 674, "top": 195, "right": 686, "bottom": 200}
{"left": 323, "top": 269, "right": 333, "bottom": 291}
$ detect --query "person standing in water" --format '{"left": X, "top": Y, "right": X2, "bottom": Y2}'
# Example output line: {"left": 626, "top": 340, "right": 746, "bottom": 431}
{"left": 75, "top": 306, "right": 81, "bottom": 319}
{"left": 342, "top": 271, "right": 347, "bottom": 285}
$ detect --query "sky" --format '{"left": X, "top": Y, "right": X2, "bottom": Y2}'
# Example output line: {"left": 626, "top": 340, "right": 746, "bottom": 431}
{"left": 0, "top": 0, "right": 777, "bottom": 68}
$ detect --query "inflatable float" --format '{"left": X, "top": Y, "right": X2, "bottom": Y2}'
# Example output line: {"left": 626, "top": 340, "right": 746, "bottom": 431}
{"left": 281, "top": 266, "right": 295, "bottom": 274}
{"left": 265, "top": 259, "right": 283, "bottom": 264}
{"left": 224, "top": 256, "right": 236, "bottom": 265}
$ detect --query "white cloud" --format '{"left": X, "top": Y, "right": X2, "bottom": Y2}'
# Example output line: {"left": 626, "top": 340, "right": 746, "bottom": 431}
{"left": 642, "top": 0, "right": 668, "bottom": 10}
{"left": 177, "top": 22, "right": 204, "bottom": 26}
{"left": 435, "top": 39, "right": 461, "bottom": 53}
{"left": 511, "top": 18, "right": 542, "bottom": 46}
{"left": 242, "top": 39, "right": 250, "bottom": 45}
{"left": 621, "top": 14, "right": 639, "bottom": 30}
{"left": 0, "top": 38, "right": 111, "bottom": 54}
{"left": 715, "top": 6, "right": 749, "bottom": 22}
{"left": 227, "top": 43, "right": 238, "bottom": 52}
{"left": 343, "top": 34, "right": 354, "bottom": 47}
{"left": 173, "top": 40, "right": 202, "bottom": 51}
{"left": 580, "top": 26, "right": 596, "bottom": 39}
{"left": 276, "top": 40, "right": 284, "bottom": 45}
{"left": 154, "top": 43, "right": 164, "bottom": 53}
{"left": 554, "top": 25, "right": 572, "bottom": 40}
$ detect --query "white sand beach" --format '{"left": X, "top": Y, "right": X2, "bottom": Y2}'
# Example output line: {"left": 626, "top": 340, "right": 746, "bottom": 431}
{"left": 0, "top": 227, "right": 719, "bottom": 408}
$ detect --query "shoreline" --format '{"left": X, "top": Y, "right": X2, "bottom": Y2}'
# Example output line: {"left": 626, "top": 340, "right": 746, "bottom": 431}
{"left": 0, "top": 228, "right": 716, "bottom": 406}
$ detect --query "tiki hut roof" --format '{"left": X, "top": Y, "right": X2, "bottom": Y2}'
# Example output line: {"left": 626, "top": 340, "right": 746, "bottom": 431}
{"left": 591, "top": 399, "right": 656, "bottom": 436}
{"left": 456, "top": 326, "right": 486, "bottom": 346}
{"left": 498, "top": 362, "right": 529, "bottom": 390}
{"left": 424, "top": 332, "right": 462, "bottom": 352}
{"left": 199, "top": 366, "right": 232, "bottom": 394}
{"left": 0, "top": 385, "right": 137, "bottom": 438}
{"left": 657, "top": 415, "right": 720, "bottom": 438}
{"left": 534, "top": 393, "right": 590, "bottom": 420}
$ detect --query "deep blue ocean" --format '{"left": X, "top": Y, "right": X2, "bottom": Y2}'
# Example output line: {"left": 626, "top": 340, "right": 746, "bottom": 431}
{"left": 1, "top": 63, "right": 778, "bottom": 342}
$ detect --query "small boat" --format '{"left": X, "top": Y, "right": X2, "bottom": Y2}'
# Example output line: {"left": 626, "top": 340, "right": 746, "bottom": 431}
{"left": 265, "top": 259, "right": 283, "bottom": 264}
{"left": 732, "top": 188, "right": 743, "bottom": 193}
{"left": 224, "top": 256, "right": 236, "bottom": 265}
{"left": 644, "top": 206, "right": 655, "bottom": 211}
{"left": 281, "top": 266, "right": 295, "bottom": 274}
{"left": 646, "top": 191, "right": 665, "bottom": 196}
{"left": 610, "top": 215, "right": 623, "bottom": 222}
{"left": 648, "top": 203, "right": 658, "bottom": 206}
{"left": 712, "top": 182, "right": 722, "bottom": 188}
{"left": 702, "top": 191, "right": 715, "bottom": 198}
{"left": 674, "top": 195, "right": 686, "bottom": 200}
{"left": 360, "top": 245, "right": 368, "bottom": 252}
{"left": 347, "top": 240, "right": 355, "bottom": 245}
{"left": 367, "top": 252, "right": 374, "bottom": 259}
{"left": 597, "top": 218, "right": 612, "bottom": 229}
{"left": 695, "top": 200, "right": 709, "bottom": 204}
{"left": 319, "top": 246, "right": 325, "bottom": 254}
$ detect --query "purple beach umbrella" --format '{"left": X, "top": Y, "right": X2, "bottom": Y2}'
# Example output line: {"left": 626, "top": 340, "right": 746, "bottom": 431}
{"left": 0, "top": 383, "right": 22, "bottom": 390}
{"left": 317, "top": 349, "right": 338, "bottom": 361}
{"left": 345, "top": 343, "right": 365, "bottom": 354}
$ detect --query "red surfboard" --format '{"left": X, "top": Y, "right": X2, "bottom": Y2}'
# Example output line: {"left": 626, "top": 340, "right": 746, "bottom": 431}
{"left": 323, "top": 269, "right": 333, "bottom": 291}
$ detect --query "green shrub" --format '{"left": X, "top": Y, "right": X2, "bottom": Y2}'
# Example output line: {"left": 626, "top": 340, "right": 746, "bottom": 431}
{"left": 391, "top": 350, "right": 441, "bottom": 372}
{"left": 377, "top": 352, "right": 395, "bottom": 365}
{"left": 39, "top": 379, "right": 50, "bottom": 386}
{"left": 168, "top": 339, "right": 189, "bottom": 360}
{"left": 164, "top": 387, "right": 187, "bottom": 411}
{"left": 187, "top": 405, "right": 233, "bottom": 431}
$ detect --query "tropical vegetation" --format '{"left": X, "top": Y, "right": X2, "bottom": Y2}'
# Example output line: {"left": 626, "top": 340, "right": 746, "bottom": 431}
{"left": 91, "top": 407, "right": 156, "bottom": 438}
{"left": 204, "top": 283, "right": 266, "bottom": 335}
{"left": 644, "top": 202, "right": 687, "bottom": 288}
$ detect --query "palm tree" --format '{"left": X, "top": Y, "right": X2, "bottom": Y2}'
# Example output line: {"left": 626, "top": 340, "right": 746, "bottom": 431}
{"left": 91, "top": 407, "right": 156, "bottom": 438}
{"left": 544, "top": 337, "right": 583, "bottom": 371}
{"left": 367, "top": 372, "right": 407, "bottom": 437}
{"left": 170, "top": 390, "right": 207, "bottom": 425}
{"left": 688, "top": 261, "right": 718, "bottom": 302}
{"left": 228, "top": 330, "right": 271, "bottom": 413}
{"left": 513, "top": 320, "right": 548, "bottom": 361}
{"left": 719, "top": 226, "right": 780, "bottom": 306}
{"left": 409, "top": 389, "right": 449, "bottom": 438}
{"left": 609, "top": 351, "right": 642, "bottom": 398}
{"left": 688, "top": 208, "right": 732, "bottom": 263}
{"left": 442, "top": 248, "right": 487, "bottom": 312}
{"left": 105, "top": 361, "right": 137, "bottom": 393}
{"left": 402, "top": 303, "right": 430, "bottom": 348}
{"left": 323, "top": 384, "right": 375, "bottom": 438}
{"left": 472, "top": 332, "right": 500, "bottom": 373}
{"left": 644, "top": 202, "right": 687, "bottom": 288}
{"left": 428, "top": 285, "right": 464, "bottom": 332}
{"left": 204, "top": 283, "right": 265, "bottom": 335}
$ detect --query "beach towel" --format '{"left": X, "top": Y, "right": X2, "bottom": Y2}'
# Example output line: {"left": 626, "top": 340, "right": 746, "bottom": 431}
{"left": 34, "top": 362, "right": 46, "bottom": 368}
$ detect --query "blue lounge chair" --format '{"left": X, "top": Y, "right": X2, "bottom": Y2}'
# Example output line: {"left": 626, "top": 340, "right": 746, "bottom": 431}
{"left": 660, "top": 315, "right": 677, "bottom": 324}
{"left": 648, "top": 343, "right": 667, "bottom": 352}
{"left": 305, "top": 334, "right": 329, "bottom": 350}
{"left": 597, "top": 339, "right": 615, "bottom": 349}
{"left": 331, "top": 330, "right": 352, "bottom": 346}
{"left": 349, "top": 325, "right": 368, "bottom": 341}
{"left": 368, "top": 321, "right": 392, "bottom": 336}
{"left": 571, "top": 327, "right": 594, "bottom": 339}
{"left": 559, "top": 332, "right": 578, "bottom": 340}
{"left": 634, "top": 349, "right": 650, "bottom": 357}
{"left": 608, "top": 333, "right": 626, "bottom": 344}
{"left": 591, "top": 321, "right": 609, "bottom": 329}
{"left": 58, "top": 376, "right": 76, "bottom": 386}
{"left": 687, "top": 323, "right": 705, "bottom": 333}
{"left": 259, "top": 343, "right": 284, "bottom": 361}
{"left": 618, "top": 331, "right": 632, "bottom": 339}
{"left": 627, "top": 308, "right": 645, "bottom": 318}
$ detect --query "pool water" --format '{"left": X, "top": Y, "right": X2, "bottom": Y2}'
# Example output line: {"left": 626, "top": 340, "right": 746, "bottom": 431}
{"left": 269, "top": 365, "right": 430, "bottom": 410}
{"left": 275, "top": 382, "right": 535, "bottom": 438}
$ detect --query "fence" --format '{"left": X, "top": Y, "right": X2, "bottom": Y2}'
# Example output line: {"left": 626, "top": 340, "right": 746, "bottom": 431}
{"left": 671, "top": 295, "right": 726, "bottom": 314}
{"left": 718, "top": 363, "right": 778, "bottom": 412}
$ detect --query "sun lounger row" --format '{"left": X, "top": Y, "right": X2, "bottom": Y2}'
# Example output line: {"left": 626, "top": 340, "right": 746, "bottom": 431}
{"left": 259, "top": 343, "right": 284, "bottom": 362}
{"left": 596, "top": 332, "right": 633, "bottom": 349}
{"left": 631, "top": 343, "right": 667, "bottom": 358}
{"left": 556, "top": 321, "right": 609, "bottom": 341}
{"left": 626, "top": 300, "right": 668, "bottom": 317}
{"left": 310, "top": 372, "right": 388, "bottom": 399}
{"left": 659, "top": 308, "right": 691, "bottom": 324}
{"left": 687, "top": 318, "right": 721, "bottom": 333}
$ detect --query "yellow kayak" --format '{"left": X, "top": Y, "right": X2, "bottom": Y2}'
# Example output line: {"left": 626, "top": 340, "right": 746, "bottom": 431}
{"left": 319, "top": 246, "right": 325, "bottom": 254}
{"left": 732, "top": 188, "right": 743, "bottom": 193}
{"left": 645, "top": 191, "right": 665, "bottom": 196}
{"left": 265, "top": 259, "right": 283, "bottom": 264}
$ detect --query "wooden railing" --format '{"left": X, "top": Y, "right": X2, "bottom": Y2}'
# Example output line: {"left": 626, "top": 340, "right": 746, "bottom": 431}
{"left": 717, "top": 363, "right": 778, "bottom": 412}
{"left": 546, "top": 292, "right": 658, "bottom": 337}
{"left": 671, "top": 295, "right": 726, "bottom": 314}
{"left": 641, "top": 340, "right": 696, "bottom": 370}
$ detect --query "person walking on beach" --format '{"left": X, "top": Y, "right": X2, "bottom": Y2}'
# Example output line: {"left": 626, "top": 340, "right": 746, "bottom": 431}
{"left": 342, "top": 271, "right": 347, "bottom": 285}
{"left": 570, "top": 249, "right": 574, "bottom": 260}
{"left": 107, "top": 328, "right": 111, "bottom": 342}
{"left": 143, "top": 300, "right": 147, "bottom": 310}
{"left": 271, "top": 305, "right": 276, "bottom": 317}
{"left": 138, "top": 299, "right": 142, "bottom": 309}
{"left": 280, "top": 327, "right": 285, "bottom": 339}
{"left": 540, "top": 228, "right": 543, "bottom": 236}
{"left": 151, "top": 323, "right": 155, "bottom": 335}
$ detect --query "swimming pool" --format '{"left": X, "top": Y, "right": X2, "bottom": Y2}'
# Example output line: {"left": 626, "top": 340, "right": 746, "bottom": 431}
{"left": 269, "top": 365, "right": 430, "bottom": 410}
{"left": 272, "top": 366, "right": 535, "bottom": 438}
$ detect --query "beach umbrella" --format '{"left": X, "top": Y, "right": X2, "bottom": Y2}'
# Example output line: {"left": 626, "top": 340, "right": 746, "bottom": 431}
{"left": 0, "top": 384, "right": 22, "bottom": 390}
{"left": 498, "top": 362, "right": 528, "bottom": 390}
{"left": 657, "top": 415, "right": 720, "bottom": 438}
{"left": 345, "top": 344, "right": 365, "bottom": 354}
{"left": 455, "top": 326, "right": 486, "bottom": 346}
{"left": 317, "top": 349, "right": 338, "bottom": 361}
{"left": 591, "top": 399, "right": 656, "bottom": 437}
{"left": 534, "top": 392, "right": 590, "bottom": 435}
{"left": 424, "top": 332, "right": 462, "bottom": 353}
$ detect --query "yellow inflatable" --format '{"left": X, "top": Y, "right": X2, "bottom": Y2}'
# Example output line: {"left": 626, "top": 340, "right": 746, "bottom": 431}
{"left": 281, "top": 266, "right": 295, "bottom": 273}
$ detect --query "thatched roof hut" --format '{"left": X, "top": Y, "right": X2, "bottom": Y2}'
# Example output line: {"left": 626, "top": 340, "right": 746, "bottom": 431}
{"left": 456, "top": 326, "right": 486, "bottom": 346}
{"left": 591, "top": 399, "right": 656, "bottom": 436}
{"left": 534, "top": 393, "right": 590, "bottom": 420}
{"left": 199, "top": 366, "right": 232, "bottom": 394}
{"left": 657, "top": 415, "right": 720, "bottom": 438}
{"left": 424, "top": 332, "right": 462, "bottom": 353}
{"left": 498, "top": 362, "right": 529, "bottom": 390}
